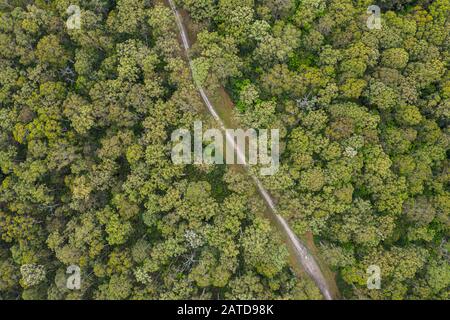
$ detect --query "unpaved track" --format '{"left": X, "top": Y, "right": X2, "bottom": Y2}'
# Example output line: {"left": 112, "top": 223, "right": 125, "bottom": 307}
{"left": 167, "top": 0, "right": 334, "bottom": 300}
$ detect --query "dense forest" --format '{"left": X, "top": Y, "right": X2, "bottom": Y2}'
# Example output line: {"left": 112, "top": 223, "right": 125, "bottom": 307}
{"left": 0, "top": 0, "right": 449, "bottom": 300}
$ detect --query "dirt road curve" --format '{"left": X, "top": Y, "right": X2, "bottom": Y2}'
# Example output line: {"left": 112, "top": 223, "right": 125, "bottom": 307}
{"left": 167, "top": 0, "right": 334, "bottom": 300}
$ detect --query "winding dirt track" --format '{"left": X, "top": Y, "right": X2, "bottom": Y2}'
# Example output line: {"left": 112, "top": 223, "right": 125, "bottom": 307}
{"left": 167, "top": 0, "right": 334, "bottom": 300}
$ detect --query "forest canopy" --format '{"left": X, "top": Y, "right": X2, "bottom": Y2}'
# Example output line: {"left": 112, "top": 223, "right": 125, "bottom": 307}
{"left": 0, "top": 0, "right": 449, "bottom": 300}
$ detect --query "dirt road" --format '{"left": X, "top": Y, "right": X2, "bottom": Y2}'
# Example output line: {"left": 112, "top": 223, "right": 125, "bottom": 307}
{"left": 167, "top": 0, "right": 334, "bottom": 300}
